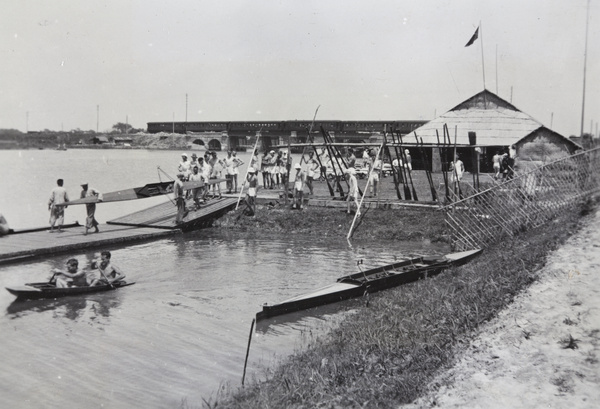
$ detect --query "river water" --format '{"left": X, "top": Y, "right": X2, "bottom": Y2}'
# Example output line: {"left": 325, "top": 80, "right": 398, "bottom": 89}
{"left": 0, "top": 149, "right": 447, "bottom": 408}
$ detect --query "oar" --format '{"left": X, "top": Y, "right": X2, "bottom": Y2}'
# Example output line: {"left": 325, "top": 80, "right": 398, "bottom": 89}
{"left": 97, "top": 268, "right": 115, "bottom": 288}
{"left": 48, "top": 272, "right": 57, "bottom": 285}
{"left": 383, "top": 129, "right": 402, "bottom": 200}
{"left": 236, "top": 134, "right": 261, "bottom": 210}
{"left": 415, "top": 133, "right": 437, "bottom": 201}
{"left": 436, "top": 130, "right": 450, "bottom": 202}
{"left": 320, "top": 127, "right": 346, "bottom": 197}
{"left": 347, "top": 142, "right": 383, "bottom": 240}
{"left": 396, "top": 131, "right": 417, "bottom": 200}
{"left": 449, "top": 125, "right": 463, "bottom": 199}
{"left": 299, "top": 105, "right": 320, "bottom": 167}
{"left": 398, "top": 134, "right": 418, "bottom": 201}
{"left": 391, "top": 129, "right": 412, "bottom": 200}
{"left": 308, "top": 138, "right": 335, "bottom": 197}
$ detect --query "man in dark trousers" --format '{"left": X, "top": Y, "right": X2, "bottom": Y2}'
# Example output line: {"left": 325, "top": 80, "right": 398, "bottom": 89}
{"left": 80, "top": 183, "right": 103, "bottom": 235}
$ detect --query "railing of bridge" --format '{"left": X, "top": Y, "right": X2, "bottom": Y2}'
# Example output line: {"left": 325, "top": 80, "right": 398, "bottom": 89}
{"left": 442, "top": 146, "right": 600, "bottom": 250}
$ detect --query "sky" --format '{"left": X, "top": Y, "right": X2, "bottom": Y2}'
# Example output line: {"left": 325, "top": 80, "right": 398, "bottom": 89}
{"left": 1, "top": 0, "right": 598, "bottom": 137}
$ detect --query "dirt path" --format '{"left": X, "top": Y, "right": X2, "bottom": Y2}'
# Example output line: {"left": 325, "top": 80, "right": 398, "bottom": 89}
{"left": 404, "top": 209, "right": 600, "bottom": 408}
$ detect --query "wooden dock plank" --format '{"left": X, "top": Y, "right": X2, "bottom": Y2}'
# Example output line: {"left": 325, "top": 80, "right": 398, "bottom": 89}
{"left": 0, "top": 196, "right": 237, "bottom": 265}
{"left": 0, "top": 224, "right": 179, "bottom": 265}
{"left": 107, "top": 197, "right": 238, "bottom": 230}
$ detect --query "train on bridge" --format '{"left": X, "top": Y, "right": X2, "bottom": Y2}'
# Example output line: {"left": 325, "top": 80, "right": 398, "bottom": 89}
{"left": 147, "top": 119, "right": 428, "bottom": 152}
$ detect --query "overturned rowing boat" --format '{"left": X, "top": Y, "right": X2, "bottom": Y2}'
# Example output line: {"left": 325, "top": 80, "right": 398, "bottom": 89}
{"left": 58, "top": 179, "right": 225, "bottom": 206}
{"left": 5, "top": 280, "right": 135, "bottom": 300}
{"left": 256, "top": 249, "right": 482, "bottom": 320}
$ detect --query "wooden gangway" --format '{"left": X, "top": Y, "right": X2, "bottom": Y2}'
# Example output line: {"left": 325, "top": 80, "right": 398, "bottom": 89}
{"left": 107, "top": 197, "right": 238, "bottom": 231}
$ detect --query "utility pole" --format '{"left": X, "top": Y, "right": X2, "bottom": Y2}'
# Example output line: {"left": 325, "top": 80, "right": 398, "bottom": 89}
{"left": 96, "top": 105, "right": 99, "bottom": 132}
{"left": 495, "top": 44, "right": 498, "bottom": 94}
{"left": 26, "top": 111, "right": 29, "bottom": 133}
{"left": 580, "top": 0, "right": 591, "bottom": 136}
{"left": 185, "top": 93, "right": 188, "bottom": 123}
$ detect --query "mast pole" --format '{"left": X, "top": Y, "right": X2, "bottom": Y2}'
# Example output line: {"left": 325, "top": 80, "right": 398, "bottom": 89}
{"left": 580, "top": 0, "right": 591, "bottom": 136}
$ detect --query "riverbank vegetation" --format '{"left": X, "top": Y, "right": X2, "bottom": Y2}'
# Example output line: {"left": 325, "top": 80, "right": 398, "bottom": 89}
{"left": 217, "top": 205, "right": 448, "bottom": 242}
{"left": 207, "top": 198, "right": 597, "bottom": 409}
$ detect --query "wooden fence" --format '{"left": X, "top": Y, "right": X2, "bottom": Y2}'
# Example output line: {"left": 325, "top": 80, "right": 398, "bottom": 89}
{"left": 443, "top": 146, "right": 600, "bottom": 250}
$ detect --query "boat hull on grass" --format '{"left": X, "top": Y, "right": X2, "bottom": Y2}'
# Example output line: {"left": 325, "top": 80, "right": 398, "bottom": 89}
{"left": 5, "top": 281, "right": 135, "bottom": 300}
{"left": 256, "top": 249, "right": 482, "bottom": 320}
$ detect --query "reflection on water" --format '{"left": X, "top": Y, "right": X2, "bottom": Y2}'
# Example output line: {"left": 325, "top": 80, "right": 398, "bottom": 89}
{"left": 7, "top": 292, "right": 122, "bottom": 324}
{"left": 255, "top": 301, "right": 362, "bottom": 336}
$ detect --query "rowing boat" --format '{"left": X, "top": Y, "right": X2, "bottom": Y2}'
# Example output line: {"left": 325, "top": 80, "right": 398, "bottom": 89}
{"left": 256, "top": 249, "right": 482, "bottom": 320}
{"left": 58, "top": 179, "right": 226, "bottom": 206}
{"left": 5, "top": 280, "right": 135, "bottom": 300}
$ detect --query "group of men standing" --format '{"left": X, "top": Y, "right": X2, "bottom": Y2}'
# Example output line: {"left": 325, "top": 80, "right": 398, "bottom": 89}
{"left": 48, "top": 179, "right": 102, "bottom": 234}
{"left": 492, "top": 147, "right": 516, "bottom": 180}
{"left": 174, "top": 151, "right": 246, "bottom": 223}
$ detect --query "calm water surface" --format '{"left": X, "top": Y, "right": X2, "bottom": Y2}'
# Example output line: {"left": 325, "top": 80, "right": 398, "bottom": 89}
{"left": 0, "top": 149, "right": 447, "bottom": 408}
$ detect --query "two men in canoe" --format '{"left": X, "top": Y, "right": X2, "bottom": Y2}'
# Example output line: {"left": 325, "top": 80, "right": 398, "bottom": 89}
{"left": 53, "top": 251, "right": 125, "bottom": 288}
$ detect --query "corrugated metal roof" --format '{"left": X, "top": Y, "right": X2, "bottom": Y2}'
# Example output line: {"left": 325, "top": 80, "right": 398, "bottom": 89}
{"left": 406, "top": 90, "right": 543, "bottom": 146}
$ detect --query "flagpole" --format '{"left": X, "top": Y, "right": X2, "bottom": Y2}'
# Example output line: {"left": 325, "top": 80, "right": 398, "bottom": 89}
{"left": 580, "top": 0, "right": 590, "bottom": 137}
{"left": 495, "top": 44, "right": 498, "bottom": 94}
{"left": 480, "top": 22, "right": 486, "bottom": 86}
{"left": 480, "top": 21, "right": 487, "bottom": 108}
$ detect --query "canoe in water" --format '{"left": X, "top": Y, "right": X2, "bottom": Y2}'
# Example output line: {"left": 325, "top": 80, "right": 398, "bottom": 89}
{"left": 5, "top": 281, "right": 135, "bottom": 299}
{"left": 256, "top": 249, "right": 482, "bottom": 320}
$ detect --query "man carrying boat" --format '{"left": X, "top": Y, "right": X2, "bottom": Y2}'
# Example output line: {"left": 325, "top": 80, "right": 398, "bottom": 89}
{"left": 189, "top": 165, "right": 205, "bottom": 210}
{"left": 48, "top": 178, "right": 69, "bottom": 233}
{"left": 80, "top": 183, "right": 103, "bottom": 235}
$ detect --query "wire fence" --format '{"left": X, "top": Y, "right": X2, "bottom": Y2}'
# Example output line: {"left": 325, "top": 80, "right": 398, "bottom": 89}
{"left": 443, "top": 146, "right": 600, "bottom": 250}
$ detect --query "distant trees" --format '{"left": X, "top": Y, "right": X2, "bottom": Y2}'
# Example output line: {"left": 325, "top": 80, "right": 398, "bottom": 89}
{"left": 0, "top": 129, "right": 23, "bottom": 138}
{"left": 111, "top": 122, "right": 144, "bottom": 134}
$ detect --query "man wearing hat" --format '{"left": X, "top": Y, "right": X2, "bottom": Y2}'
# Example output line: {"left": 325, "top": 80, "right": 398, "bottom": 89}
{"left": 190, "top": 153, "right": 199, "bottom": 169}
{"left": 178, "top": 153, "right": 191, "bottom": 181}
{"left": 292, "top": 163, "right": 306, "bottom": 210}
{"left": 80, "top": 183, "right": 103, "bottom": 235}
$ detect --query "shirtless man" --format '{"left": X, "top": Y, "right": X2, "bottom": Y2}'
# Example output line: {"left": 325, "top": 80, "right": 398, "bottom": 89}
{"left": 53, "top": 258, "right": 88, "bottom": 288}
{"left": 88, "top": 251, "right": 125, "bottom": 286}
{"left": 292, "top": 163, "right": 306, "bottom": 209}
{"left": 244, "top": 167, "right": 258, "bottom": 216}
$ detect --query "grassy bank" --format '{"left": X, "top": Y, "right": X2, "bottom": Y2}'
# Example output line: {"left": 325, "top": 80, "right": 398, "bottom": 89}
{"left": 216, "top": 204, "right": 448, "bottom": 242}
{"left": 205, "top": 198, "right": 597, "bottom": 409}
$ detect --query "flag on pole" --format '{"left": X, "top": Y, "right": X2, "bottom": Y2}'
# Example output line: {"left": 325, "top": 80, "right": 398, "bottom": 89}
{"left": 465, "top": 27, "right": 479, "bottom": 47}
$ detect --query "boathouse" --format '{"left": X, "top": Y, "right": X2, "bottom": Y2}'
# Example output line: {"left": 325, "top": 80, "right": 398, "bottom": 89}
{"left": 405, "top": 90, "right": 581, "bottom": 173}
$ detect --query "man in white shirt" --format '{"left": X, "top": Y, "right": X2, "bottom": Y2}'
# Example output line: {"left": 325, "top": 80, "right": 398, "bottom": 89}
{"left": 48, "top": 178, "right": 69, "bottom": 233}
